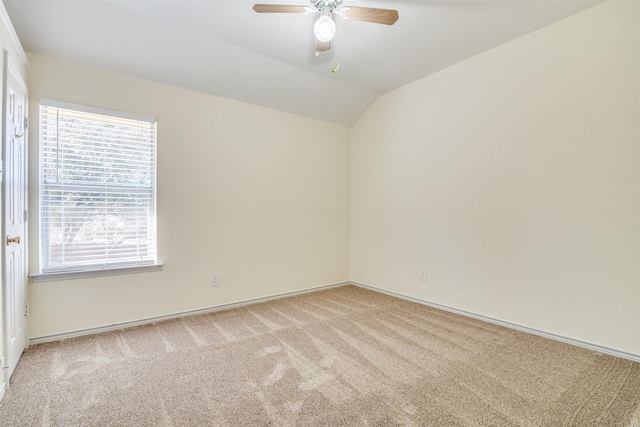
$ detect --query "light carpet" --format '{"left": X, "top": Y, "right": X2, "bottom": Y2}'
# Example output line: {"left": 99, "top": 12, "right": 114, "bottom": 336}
{"left": 1, "top": 285, "right": 639, "bottom": 426}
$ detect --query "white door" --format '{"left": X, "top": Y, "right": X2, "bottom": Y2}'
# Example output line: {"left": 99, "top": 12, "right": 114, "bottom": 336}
{"left": 3, "top": 61, "right": 28, "bottom": 382}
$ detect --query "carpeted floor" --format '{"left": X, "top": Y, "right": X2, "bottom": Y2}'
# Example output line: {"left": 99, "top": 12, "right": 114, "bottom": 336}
{"left": 1, "top": 285, "right": 639, "bottom": 426}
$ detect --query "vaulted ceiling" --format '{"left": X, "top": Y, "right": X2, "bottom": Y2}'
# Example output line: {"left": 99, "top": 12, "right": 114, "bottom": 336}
{"left": 4, "top": 0, "right": 599, "bottom": 126}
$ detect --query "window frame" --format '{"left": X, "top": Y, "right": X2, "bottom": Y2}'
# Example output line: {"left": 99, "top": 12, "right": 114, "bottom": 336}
{"left": 31, "top": 98, "right": 162, "bottom": 282}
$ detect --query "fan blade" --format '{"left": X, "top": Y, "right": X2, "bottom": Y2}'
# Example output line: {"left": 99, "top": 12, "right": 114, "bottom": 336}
{"left": 253, "top": 4, "right": 308, "bottom": 13}
{"left": 316, "top": 40, "right": 331, "bottom": 52}
{"left": 343, "top": 7, "right": 398, "bottom": 25}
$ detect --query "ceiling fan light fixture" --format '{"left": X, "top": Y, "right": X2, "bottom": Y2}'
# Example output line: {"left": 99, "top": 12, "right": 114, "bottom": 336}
{"left": 314, "top": 15, "right": 336, "bottom": 42}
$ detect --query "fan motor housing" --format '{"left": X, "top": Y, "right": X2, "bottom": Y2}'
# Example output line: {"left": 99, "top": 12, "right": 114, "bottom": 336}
{"left": 312, "top": 0, "right": 342, "bottom": 14}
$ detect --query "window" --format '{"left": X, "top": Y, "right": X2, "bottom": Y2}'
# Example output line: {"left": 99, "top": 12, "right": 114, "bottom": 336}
{"left": 39, "top": 99, "right": 157, "bottom": 275}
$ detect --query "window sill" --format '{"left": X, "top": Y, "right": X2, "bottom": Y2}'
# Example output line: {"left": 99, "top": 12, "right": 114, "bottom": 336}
{"left": 30, "top": 263, "right": 164, "bottom": 283}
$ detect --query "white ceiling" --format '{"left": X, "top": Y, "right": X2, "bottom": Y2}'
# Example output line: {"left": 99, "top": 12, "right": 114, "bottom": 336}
{"left": 4, "top": 0, "right": 599, "bottom": 126}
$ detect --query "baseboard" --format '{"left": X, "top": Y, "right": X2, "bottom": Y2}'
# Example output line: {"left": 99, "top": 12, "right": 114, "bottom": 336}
{"left": 29, "top": 279, "right": 640, "bottom": 363}
{"left": 29, "top": 281, "right": 349, "bottom": 345}
{"left": 0, "top": 381, "right": 5, "bottom": 402}
{"left": 351, "top": 281, "right": 640, "bottom": 364}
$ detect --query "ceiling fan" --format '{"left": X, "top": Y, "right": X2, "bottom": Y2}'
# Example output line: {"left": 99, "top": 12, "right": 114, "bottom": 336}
{"left": 253, "top": 0, "right": 399, "bottom": 53}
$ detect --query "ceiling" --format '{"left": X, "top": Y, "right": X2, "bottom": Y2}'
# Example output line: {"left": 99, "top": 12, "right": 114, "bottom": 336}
{"left": 4, "top": 0, "right": 599, "bottom": 126}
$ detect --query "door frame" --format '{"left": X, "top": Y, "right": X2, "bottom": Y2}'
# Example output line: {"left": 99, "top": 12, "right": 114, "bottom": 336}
{"left": 0, "top": 49, "right": 4, "bottom": 401}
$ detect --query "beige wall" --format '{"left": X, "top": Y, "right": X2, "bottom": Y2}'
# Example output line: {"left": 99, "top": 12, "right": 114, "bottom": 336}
{"left": 351, "top": 2, "right": 640, "bottom": 355}
{"left": 27, "top": 53, "right": 351, "bottom": 338}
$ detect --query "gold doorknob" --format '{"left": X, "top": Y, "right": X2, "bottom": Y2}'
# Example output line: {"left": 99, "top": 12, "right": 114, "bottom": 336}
{"left": 6, "top": 236, "right": 20, "bottom": 245}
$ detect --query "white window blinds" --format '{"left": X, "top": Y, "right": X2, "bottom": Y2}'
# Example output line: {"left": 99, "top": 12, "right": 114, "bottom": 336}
{"left": 39, "top": 100, "right": 157, "bottom": 273}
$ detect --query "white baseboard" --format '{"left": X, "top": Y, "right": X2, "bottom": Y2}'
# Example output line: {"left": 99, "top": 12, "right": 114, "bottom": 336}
{"left": 29, "top": 280, "right": 640, "bottom": 363}
{"left": 29, "top": 281, "right": 349, "bottom": 345}
{"left": 351, "top": 281, "right": 640, "bottom": 364}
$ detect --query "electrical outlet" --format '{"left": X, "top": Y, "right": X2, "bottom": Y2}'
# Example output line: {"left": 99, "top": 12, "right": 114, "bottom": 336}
{"left": 210, "top": 273, "right": 220, "bottom": 286}
{"left": 419, "top": 268, "right": 427, "bottom": 281}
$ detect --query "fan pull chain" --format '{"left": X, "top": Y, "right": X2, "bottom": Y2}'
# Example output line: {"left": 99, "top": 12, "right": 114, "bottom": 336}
{"left": 331, "top": 32, "right": 339, "bottom": 73}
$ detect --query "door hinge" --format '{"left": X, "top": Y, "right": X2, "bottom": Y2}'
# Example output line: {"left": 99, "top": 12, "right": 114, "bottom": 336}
{"left": 24, "top": 303, "right": 28, "bottom": 317}
{"left": 24, "top": 117, "right": 28, "bottom": 129}
{"left": 24, "top": 210, "right": 28, "bottom": 222}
